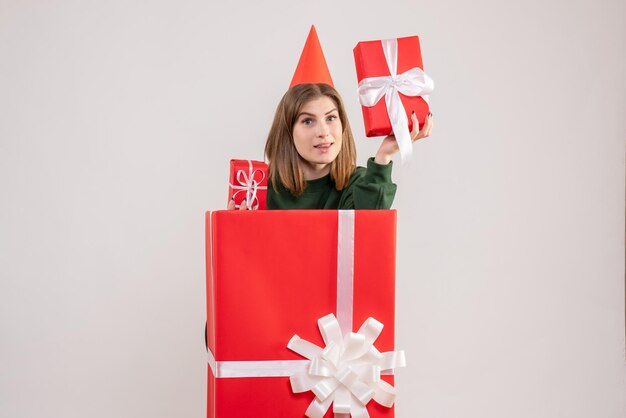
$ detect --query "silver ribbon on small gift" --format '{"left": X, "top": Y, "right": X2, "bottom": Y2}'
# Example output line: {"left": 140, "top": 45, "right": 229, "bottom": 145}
{"left": 228, "top": 160, "right": 267, "bottom": 210}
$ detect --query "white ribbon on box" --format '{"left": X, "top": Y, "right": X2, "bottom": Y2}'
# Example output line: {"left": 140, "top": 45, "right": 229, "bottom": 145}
{"left": 228, "top": 160, "right": 267, "bottom": 210}
{"left": 207, "top": 211, "right": 405, "bottom": 418}
{"left": 357, "top": 38, "right": 435, "bottom": 163}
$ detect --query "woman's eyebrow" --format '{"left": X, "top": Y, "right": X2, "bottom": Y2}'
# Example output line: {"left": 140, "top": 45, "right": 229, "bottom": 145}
{"left": 297, "top": 108, "right": 338, "bottom": 118}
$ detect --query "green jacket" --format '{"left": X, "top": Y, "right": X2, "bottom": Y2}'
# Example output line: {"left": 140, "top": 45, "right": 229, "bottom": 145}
{"left": 267, "top": 157, "right": 397, "bottom": 210}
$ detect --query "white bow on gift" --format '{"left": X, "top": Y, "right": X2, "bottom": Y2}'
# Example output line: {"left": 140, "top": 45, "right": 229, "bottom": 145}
{"left": 228, "top": 160, "right": 267, "bottom": 210}
{"left": 357, "top": 38, "right": 434, "bottom": 163}
{"left": 288, "top": 313, "right": 406, "bottom": 418}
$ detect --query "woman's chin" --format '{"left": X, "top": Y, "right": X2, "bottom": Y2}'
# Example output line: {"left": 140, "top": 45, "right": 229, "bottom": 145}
{"left": 312, "top": 152, "right": 339, "bottom": 165}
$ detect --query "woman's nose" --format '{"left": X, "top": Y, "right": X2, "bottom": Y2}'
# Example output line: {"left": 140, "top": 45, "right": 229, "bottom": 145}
{"left": 317, "top": 121, "right": 330, "bottom": 137}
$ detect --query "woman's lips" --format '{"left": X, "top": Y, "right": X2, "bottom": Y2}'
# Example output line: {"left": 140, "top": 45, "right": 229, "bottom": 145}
{"left": 314, "top": 143, "right": 333, "bottom": 153}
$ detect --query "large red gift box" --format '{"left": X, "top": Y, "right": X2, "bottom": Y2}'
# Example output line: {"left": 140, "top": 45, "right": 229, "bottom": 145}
{"left": 227, "top": 159, "right": 268, "bottom": 210}
{"left": 353, "top": 36, "right": 431, "bottom": 137}
{"left": 205, "top": 210, "right": 399, "bottom": 417}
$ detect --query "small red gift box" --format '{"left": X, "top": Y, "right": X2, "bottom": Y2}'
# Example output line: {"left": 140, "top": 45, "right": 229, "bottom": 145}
{"left": 205, "top": 210, "right": 402, "bottom": 417}
{"left": 227, "top": 159, "right": 268, "bottom": 210}
{"left": 353, "top": 36, "right": 433, "bottom": 137}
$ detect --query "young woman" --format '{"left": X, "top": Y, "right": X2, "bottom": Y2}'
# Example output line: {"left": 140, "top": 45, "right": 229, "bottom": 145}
{"left": 228, "top": 82, "right": 433, "bottom": 210}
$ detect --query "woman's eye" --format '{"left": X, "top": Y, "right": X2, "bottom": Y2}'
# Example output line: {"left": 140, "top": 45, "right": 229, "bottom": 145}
{"left": 302, "top": 118, "right": 313, "bottom": 125}
{"left": 327, "top": 115, "right": 338, "bottom": 122}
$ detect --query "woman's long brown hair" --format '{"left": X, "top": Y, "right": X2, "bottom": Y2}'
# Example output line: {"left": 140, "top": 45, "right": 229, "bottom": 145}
{"left": 264, "top": 83, "right": 357, "bottom": 196}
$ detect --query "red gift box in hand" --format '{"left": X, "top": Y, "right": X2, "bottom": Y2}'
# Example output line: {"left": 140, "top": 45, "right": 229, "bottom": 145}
{"left": 227, "top": 159, "right": 268, "bottom": 210}
{"left": 354, "top": 36, "right": 434, "bottom": 161}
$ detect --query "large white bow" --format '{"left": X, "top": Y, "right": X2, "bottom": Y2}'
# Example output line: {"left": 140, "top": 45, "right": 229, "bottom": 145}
{"left": 357, "top": 38, "right": 434, "bottom": 162}
{"left": 287, "top": 313, "right": 406, "bottom": 418}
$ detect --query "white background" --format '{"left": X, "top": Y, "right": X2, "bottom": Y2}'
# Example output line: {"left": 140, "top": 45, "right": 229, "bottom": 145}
{"left": 1, "top": 0, "right": 624, "bottom": 417}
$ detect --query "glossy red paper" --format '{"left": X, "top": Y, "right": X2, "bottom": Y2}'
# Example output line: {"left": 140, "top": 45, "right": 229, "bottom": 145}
{"left": 205, "top": 210, "right": 397, "bottom": 417}
{"left": 354, "top": 36, "right": 430, "bottom": 137}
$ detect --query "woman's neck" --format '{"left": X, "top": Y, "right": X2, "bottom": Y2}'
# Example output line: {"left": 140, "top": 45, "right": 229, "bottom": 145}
{"left": 300, "top": 161, "right": 331, "bottom": 181}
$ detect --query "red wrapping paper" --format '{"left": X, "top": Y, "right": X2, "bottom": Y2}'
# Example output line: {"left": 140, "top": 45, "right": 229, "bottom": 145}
{"left": 227, "top": 159, "right": 268, "bottom": 210}
{"left": 354, "top": 36, "right": 430, "bottom": 137}
{"left": 205, "top": 210, "right": 398, "bottom": 417}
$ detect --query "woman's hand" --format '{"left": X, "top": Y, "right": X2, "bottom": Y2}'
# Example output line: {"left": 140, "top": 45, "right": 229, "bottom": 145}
{"left": 227, "top": 198, "right": 250, "bottom": 210}
{"left": 374, "top": 111, "right": 433, "bottom": 165}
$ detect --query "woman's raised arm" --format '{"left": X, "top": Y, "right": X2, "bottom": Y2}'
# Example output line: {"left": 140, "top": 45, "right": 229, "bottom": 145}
{"left": 374, "top": 112, "right": 434, "bottom": 165}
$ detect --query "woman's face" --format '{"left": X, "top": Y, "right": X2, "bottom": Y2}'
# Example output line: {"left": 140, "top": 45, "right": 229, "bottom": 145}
{"left": 292, "top": 96, "right": 343, "bottom": 178}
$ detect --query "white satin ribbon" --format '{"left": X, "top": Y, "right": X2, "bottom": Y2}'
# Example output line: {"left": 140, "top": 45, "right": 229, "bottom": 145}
{"left": 287, "top": 314, "right": 406, "bottom": 418}
{"left": 336, "top": 210, "right": 355, "bottom": 335}
{"left": 357, "top": 38, "right": 434, "bottom": 162}
{"left": 208, "top": 348, "right": 310, "bottom": 377}
{"left": 228, "top": 160, "right": 267, "bottom": 210}
{"left": 207, "top": 349, "right": 394, "bottom": 379}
